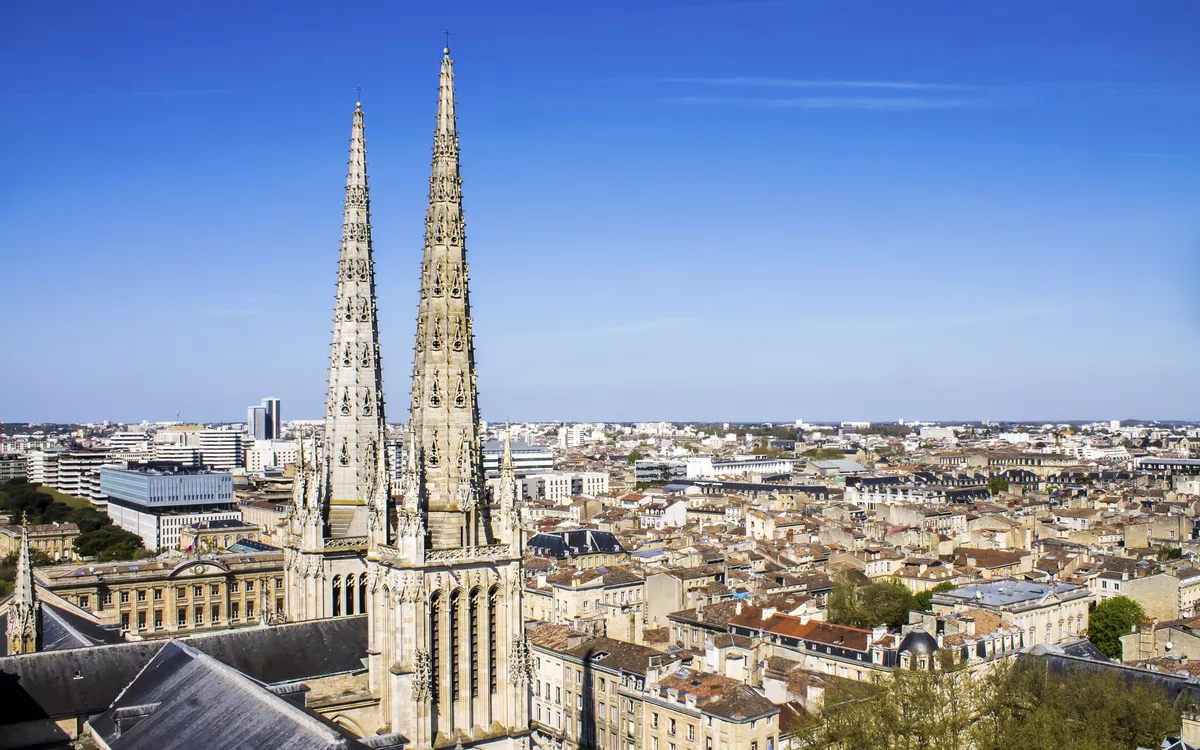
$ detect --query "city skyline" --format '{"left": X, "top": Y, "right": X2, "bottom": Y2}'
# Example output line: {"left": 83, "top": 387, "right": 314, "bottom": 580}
{"left": 3, "top": 0, "right": 1198, "bottom": 423}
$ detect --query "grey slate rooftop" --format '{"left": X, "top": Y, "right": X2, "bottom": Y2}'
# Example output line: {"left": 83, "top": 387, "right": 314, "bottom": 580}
{"left": 87, "top": 640, "right": 395, "bottom": 750}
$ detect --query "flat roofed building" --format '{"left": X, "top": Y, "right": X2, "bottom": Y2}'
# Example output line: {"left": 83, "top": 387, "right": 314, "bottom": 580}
{"left": 101, "top": 465, "right": 237, "bottom": 551}
{"left": 0, "top": 454, "right": 27, "bottom": 481}
{"left": 482, "top": 439, "right": 553, "bottom": 477}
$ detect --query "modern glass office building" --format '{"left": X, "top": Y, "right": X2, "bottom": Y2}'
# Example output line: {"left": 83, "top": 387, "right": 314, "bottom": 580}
{"left": 100, "top": 465, "right": 237, "bottom": 551}
{"left": 100, "top": 465, "right": 233, "bottom": 509}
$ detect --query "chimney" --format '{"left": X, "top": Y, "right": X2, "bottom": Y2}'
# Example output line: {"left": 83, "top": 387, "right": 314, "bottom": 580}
{"left": 646, "top": 655, "right": 662, "bottom": 688}
{"left": 736, "top": 600, "right": 744, "bottom": 616}
{"left": 536, "top": 572, "right": 547, "bottom": 588}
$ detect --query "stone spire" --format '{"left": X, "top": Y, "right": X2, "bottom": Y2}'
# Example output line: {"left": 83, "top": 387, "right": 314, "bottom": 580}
{"left": 497, "top": 422, "right": 521, "bottom": 551}
{"left": 408, "top": 45, "right": 488, "bottom": 551}
{"left": 6, "top": 513, "right": 39, "bottom": 655}
{"left": 322, "top": 99, "right": 390, "bottom": 548}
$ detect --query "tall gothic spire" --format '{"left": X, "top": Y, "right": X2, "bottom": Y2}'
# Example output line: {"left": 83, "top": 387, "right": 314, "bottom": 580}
{"left": 321, "top": 100, "right": 389, "bottom": 546}
{"left": 408, "top": 45, "right": 487, "bottom": 551}
{"left": 6, "top": 513, "right": 39, "bottom": 655}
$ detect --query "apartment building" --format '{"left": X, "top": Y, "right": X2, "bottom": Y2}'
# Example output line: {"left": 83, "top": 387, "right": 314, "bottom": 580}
{"left": 529, "top": 625, "right": 780, "bottom": 750}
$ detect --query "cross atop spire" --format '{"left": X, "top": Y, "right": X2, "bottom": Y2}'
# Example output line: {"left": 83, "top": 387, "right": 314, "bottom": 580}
{"left": 443, "top": 27, "right": 453, "bottom": 56}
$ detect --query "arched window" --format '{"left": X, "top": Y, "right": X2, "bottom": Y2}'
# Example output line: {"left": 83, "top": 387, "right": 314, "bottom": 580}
{"left": 470, "top": 588, "right": 481, "bottom": 698}
{"left": 450, "top": 590, "right": 461, "bottom": 701}
{"left": 344, "top": 575, "right": 356, "bottom": 615}
{"left": 430, "top": 592, "right": 442, "bottom": 705}
{"left": 332, "top": 576, "right": 342, "bottom": 617}
{"left": 489, "top": 585, "right": 501, "bottom": 694}
{"left": 359, "top": 576, "right": 367, "bottom": 615}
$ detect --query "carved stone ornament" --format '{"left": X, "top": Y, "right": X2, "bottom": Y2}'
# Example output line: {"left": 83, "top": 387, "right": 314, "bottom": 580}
{"left": 412, "top": 648, "right": 432, "bottom": 701}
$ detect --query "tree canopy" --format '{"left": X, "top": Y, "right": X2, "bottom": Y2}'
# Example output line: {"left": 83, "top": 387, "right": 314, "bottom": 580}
{"left": 787, "top": 659, "right": 1179, "bottom": 750}
{"left": 1088, "top": 595, "right": 1146, "bottom": 659}
{"left": 827, "top": 571, "right": 920, "bottom": 629}
{"left": 0, "top": 479, "right": 150, "bottom": 561}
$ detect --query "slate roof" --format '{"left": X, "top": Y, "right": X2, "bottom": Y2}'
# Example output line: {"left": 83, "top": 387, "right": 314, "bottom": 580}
{"left": 0, "top": 616, "right": 368, "bottom": 726}
{"left": 527, "top": 529, "right": 625, "bottom": 558}
{"left": 87, "top": 640, "right": 385, "bottom": 750}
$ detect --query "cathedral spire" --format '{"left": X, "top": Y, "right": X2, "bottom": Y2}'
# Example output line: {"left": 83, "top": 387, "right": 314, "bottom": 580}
{"left": 6, "top": 513, "right": 39, "bottom": 655}
{"left": 321, "top": 99, "right": 389, "bottom": 547}
{"left": 409, "top": 45, "right": 487, "bottom": 551}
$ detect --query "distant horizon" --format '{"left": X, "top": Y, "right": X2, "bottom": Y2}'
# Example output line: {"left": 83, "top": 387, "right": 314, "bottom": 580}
{"left": 5, "top": 416, "right": 1196, "bottom": 429}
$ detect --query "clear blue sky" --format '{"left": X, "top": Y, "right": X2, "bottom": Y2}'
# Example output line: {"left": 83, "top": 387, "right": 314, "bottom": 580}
{"left": 2, "top": 1, "right": 1198, "bottom": 424}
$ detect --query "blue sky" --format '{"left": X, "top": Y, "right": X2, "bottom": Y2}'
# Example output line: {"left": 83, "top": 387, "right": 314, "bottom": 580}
{"left": 2, "top": 1, "right": 1198, "bottom": 424}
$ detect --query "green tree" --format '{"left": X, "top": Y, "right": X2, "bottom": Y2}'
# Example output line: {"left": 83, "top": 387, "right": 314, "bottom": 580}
{"left": 0, "top": 548, "right": 53, "bottom": 598}
{"left": 988, "top": 476, "right": 1011, "bottom": 495}
{"left": 791, "top": 659, "right": 1179, "bottom": 750}
{"left": 1157, "top": 545, "right": 1183, "bottom": 562}
{"left": 827, "top": 572, "right": 917, "bottom": 629}
{"left": 626, "top": 449, "right": 644, "bottom": 464}
{"left": 1087, "top": 595, "right": 1145, "bottom": 659}
{"left": 804, "top": 448, "right": 844, "bottom": 461}
{"left": 913, "top": 582, "right": 956, "bottom": 611}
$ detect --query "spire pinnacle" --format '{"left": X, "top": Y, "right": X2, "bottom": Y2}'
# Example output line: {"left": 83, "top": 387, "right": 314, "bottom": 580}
{"left": 6, "top": 512, "right": 39, "bottom": 654}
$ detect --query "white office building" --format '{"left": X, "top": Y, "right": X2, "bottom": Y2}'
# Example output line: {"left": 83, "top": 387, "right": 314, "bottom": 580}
{"left": 481, "top": 440, "right": 553, "bottom": 477}
{"left": 245, "top": 439, "right": 298, "bottom": 473}
{"left": 520, "top": 471, "right": 609, "bottom": 501}
{"left": 108, "top": 431, "right": 151, "bottom": 453}
{"left": 197, "top": 429, "right": 245, "bottom": 470}
{"left": 26, "top": 450, "right": 61, "bottom": 485}
{"left": 55, "top": 451, "right": 112, "bottom": 498}
{"left": 152, "top": 444, "right": 201, "bottom": 465}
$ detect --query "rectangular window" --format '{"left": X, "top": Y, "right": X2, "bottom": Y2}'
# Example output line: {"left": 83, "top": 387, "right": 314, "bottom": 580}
{"left": 669, "top": 718, "right": 676, "bottom": 735}
{"left": 194, "top": 606, "right": 203, "bottom": 624}
{"left": 136, "top": 590, "right": 146, "bottom": 602}
{"left": 102, "top": 591, "right": 113, "bottom": 605}
{"left": 154, "top": 610, "right": 163, "bottom": 629}
{"left": 556, "top": 687, "right": 562, "bottom": 705}
{"left": 79, "top": 596, "right": 89, "bottom": 609}
{"left": 230, "top": 581, "right": 239, "bottom": 593}
{"left": 121, "top": 613, "right": 129, "bottom": 629}
{"left": 652, "top": 713, "right": 659, "bottom": 728}
{"left": 120, "top": 591, "right": 130, "bottom": 603}
{"left": 688, "top": 725, "right": 695, "bottom": 741}
{"left": 193, "top": 586, "right": 202, "bottom": 597}
{"left": 246, "top": 580, "right": 254, "bottom": 592}
{"left": 275, "top": 577, "right": 283, "bottom": 589}
{"left": 210, "top": 584, "right": 220, "bottom": 596}
{"left": 211, "top": 605, "right": 220, "bottom": 623}
{"left": 153, "top": 588, "right": 162, "bottom": 601}
{"left": 137, "top": 611, "right": 146, "bottom": 629}
{"left": 231, "top": 602, "right": 240, "bottom": 620}
{"left": 178, "top": 586, "right": 187, "bottom": 598}
{"left": 177, "top": 607, "right": 186, "bottom": 625}
{"left": 247, "top": 601, "right": 255, "bottom": 619}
